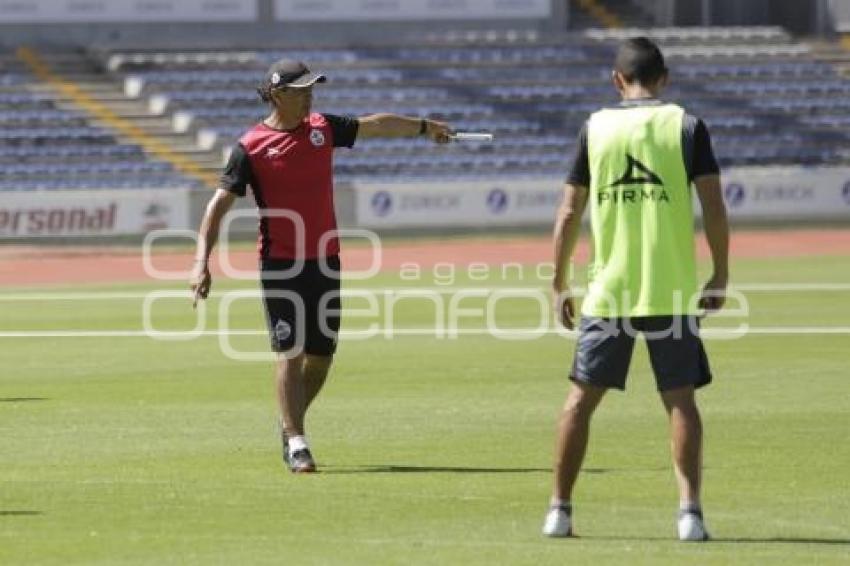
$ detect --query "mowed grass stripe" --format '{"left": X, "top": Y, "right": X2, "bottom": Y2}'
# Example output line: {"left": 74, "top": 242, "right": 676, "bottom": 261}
{"left": 1, "top": 256, "right": 848, "bottom": 564}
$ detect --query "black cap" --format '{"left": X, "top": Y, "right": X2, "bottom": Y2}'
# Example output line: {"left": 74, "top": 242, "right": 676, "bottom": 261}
{"left": 263, "top": 59, "right": 326, "bottom": 90}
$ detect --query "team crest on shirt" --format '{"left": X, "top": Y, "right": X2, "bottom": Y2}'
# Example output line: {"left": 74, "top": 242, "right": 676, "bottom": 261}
{"left": 309, "top": 129, "right": 326, "bottom": 147}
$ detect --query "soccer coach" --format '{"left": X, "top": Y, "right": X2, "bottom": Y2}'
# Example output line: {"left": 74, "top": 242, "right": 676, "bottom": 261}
{"left": 543, "top": 38, "right": 729, "bottom": 540}
{"left": 190, "top": 59, "right": 452, "bottom": 473}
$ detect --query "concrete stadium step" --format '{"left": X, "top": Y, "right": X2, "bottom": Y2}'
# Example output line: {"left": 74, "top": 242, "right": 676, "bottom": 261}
{"left": 68, "top": 81, "right": 124, "bottom": 94}
{"left": 116, "top": 123, "right": 188, "bottom": 137}
{"left": 32, "top": 61, "right": 100, "bottom": 73}
{"left": 110, "top": 116, "right": 174, "bottom": 130}
{"left": 140, "top": 152, "right": 221, "bottom": 170}
{"left": 168, "top": 144, "right": 221, "bottom": 158}
{"left": 59, "top": 77, "right": 124, "bottom": 91}
{"left": 104, "top": 104, "right": 156, "bottom": 118}
{"left": 195, "top": 160, "right": 226, "bottom": 171}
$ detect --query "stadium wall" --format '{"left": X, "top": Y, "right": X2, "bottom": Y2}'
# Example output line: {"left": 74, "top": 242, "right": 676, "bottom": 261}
{"left": 347, "top": 166, "right": 850, "bottom": 230}
{"left": 633, "top": 0, "right": 834, "bottom": 34}
{"left": 0, "top": 0, "right": 565, "bottom": 46}
{"left": 831, "top": 0, "right": 850, "bottom": 32}
{"left": 0, "top": 189, "right": 191, "bottom": 239}
{"left": 190, "top": 165, "right": 850, "bottom": 236}
{"left": 2, "top": 166, "right": 848, "bottom": 241}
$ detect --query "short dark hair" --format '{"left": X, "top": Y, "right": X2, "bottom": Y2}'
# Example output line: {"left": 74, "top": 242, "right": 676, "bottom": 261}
{"left": 614, "top": 37, "right": 668, "bottom": 86}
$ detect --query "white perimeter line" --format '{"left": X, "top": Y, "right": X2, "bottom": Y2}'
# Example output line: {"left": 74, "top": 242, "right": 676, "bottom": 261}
{"left": 1, "top": 328, "right": 849, "bottom": 338}
{"left": 1, "top": 284, "right": 850, "bottom": 301}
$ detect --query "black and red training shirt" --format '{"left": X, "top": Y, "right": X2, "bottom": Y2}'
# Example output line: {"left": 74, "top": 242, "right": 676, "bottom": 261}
{"left": 221, "top": 112, "right": 359, "bottom": 260}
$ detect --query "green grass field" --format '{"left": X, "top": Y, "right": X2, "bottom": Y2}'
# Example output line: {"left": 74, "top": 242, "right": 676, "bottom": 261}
{"left": 2, "top": 253, "right": 849, "bottom": 565}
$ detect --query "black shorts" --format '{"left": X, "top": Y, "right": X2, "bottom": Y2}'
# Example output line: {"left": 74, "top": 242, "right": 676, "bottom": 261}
{"left": 260, "top": 256, "right": 341, "bottom": 356}
{"left": 570, "top": 316, "right": 712, "bottom": 392}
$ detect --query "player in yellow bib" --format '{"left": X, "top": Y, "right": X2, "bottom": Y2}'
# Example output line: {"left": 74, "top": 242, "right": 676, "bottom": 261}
{"left": 543, "top": 38, "right": 730, "bottom": 541}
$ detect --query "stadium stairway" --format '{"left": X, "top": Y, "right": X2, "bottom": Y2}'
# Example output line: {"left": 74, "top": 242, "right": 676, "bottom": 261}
{"left": 14, "top": 47, "right": 219, "bottom": 188}
{"left": 569, "top": 0, "right": 655, "bottom": 29}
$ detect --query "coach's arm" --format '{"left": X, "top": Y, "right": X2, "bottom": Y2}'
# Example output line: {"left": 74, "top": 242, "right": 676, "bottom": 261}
{"left": 553, "top": 182, "right": 589, "bottom": 330}
{"left": 190, "top": 189, "right": 237, "bottom": 308}
{"left": 695, "top": 174, "right": 729, "bottom": 312}
{"left": 357, "top": 114, "right": 452, "bottom": 144}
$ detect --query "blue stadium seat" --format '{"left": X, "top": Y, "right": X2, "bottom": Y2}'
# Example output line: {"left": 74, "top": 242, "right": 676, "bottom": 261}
{"left": 110, "top": 34, "right": 849, "bottom": 177}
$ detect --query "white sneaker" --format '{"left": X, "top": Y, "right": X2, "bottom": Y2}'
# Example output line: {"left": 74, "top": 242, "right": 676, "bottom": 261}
{"left": 542, "top": 505, "right": 572, "bottom": 537}
{"left": 678, "top": 511, "right": 710, "bottom": 542}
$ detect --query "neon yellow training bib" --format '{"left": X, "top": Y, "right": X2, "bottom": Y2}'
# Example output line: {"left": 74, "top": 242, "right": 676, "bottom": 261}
{"left": 582, "top": 103, "right": 698, "bottom": 317}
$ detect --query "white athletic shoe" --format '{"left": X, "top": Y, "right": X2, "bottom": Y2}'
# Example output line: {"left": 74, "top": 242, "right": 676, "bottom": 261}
{"left": 678, "top": 511, "right": 710, "bottom": 542}
{"left": 542, "top": 505, "right": 572, "bottom": 537}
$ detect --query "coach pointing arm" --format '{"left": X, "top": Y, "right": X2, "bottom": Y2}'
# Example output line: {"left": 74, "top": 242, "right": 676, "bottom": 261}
{"left": 357, "top": 113, "right": 452, "bottom": 143}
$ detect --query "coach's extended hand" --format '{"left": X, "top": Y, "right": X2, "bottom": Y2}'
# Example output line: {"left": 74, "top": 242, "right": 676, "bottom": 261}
{"left": 425, "top": 119, "right": 453, "bottom": 145}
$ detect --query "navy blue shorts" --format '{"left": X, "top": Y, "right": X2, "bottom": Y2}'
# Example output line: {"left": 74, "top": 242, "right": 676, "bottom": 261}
{"left": 260, "top": 256, "right": 341, "bottom": 356}
{"left": 570, "top": 316, "right": 712, "bottom": 391}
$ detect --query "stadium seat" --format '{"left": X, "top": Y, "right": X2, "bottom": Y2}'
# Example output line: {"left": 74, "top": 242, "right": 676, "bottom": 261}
{"left": 5, "top": 26, "right": 849, "bottom": 190}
